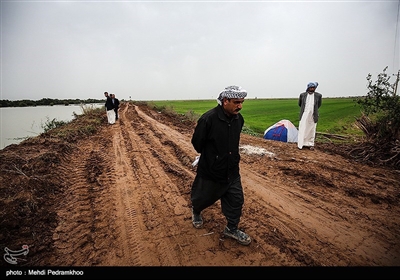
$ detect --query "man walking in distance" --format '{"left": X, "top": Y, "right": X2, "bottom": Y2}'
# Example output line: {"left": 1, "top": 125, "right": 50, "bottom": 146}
{"left": 104, "top": 91, "right": 115, "bottom": 125}
{"left": 111, "top": 93, "right": 120, "bottom": 120}
{"left": 297, "top": 82, "right": 322, "bottom": 150}
{"left": 190, "top": 85, "right": 251, "bottom": 246}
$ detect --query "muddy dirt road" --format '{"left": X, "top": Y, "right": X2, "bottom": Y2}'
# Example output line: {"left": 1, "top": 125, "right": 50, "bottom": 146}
{"left": 1, "top": 102, "right": 399, "bottom": 277}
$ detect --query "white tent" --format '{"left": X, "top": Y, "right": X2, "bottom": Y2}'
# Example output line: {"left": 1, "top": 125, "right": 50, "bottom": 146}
{"left": 263, "top": 119, "right": 298, "bottom": 143}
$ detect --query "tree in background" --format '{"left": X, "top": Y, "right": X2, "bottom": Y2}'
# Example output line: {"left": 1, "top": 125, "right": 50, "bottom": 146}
{"left": 353, "top": 66, "right": 400, "bottom": 168}
{"left": 356, "top": 66, "right": 400, "bottom": 141}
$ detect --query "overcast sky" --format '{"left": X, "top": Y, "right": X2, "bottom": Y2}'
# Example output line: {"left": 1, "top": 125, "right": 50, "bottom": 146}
{"left": 1, "top": 0, "right": 399, "bottom": 101}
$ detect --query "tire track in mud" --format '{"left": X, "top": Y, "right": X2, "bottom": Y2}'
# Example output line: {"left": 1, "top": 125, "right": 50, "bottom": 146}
{"left": 130, "top": 104, "right": 314, "bottom": 265}
{"left": 241, "top": 166, "right": 337, "bottom": 266}
{"left": 108, "top": 105, "right": 160, "bottom": 266}
{"left": 115, "top": 104, "right": 188, "bottom": 265}
{"left": 114, "top": 103, "right": 217, "bottom": 265}
{"left": 133, "top": 106, "right": 196, "bottom": 198}
{"left": 236, "top": 143, "right": 370, "bottom": 266}
{"left": 114, "top": 103, "right": 254, "bottom": 266}
{"left": 239, "top": 167, "right": 314, "bottom": 266}
{"left": 51, "top": 137, "right": 119, "bottom": 266}
{"left": 241, "top": 156, "right": 370, "bottom": 266}
{"left": 108, "top": 117, "right": 143, "bottom": 265}
{"left": 121, "top": 104, "right": 303, "bottom": 266}
{"left": 238, "top": 143, "right": 400, "bottom": 266}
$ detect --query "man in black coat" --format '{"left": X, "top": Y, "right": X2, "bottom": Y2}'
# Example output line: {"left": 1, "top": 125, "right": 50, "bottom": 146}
{"left": 104, "top": 92, "right": 115, "bottom": 124}
{"left": 190, "top": 85, "right": 251, "bottom": 246}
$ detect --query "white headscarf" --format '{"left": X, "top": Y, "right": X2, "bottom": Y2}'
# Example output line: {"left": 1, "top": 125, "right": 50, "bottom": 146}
{"left": 217, "top": 85, "right": 248, "bottom": 105}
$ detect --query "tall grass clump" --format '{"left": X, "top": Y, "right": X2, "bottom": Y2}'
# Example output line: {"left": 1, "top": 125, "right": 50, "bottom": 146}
{"left": 40, "top": 105, "right": 104, "bottom": 143}
{"left": 78, "top": 103, "right": 99, "bottom": 116}
{"left": 41, "top": 117, "right": 68, "bottom": 133}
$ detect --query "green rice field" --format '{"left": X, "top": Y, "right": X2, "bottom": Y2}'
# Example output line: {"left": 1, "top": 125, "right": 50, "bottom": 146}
{"left": 149, "top": 97, "right": 364, "bottom": 137}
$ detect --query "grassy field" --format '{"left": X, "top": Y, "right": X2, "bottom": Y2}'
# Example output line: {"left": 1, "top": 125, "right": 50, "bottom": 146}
{"left": 148, "top": 97, "right": 364, "bottom": 138}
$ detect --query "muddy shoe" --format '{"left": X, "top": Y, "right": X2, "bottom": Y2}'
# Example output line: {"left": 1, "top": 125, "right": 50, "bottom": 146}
{"left": 223, "top": 226, "right": 251, "bottom": 245}
{"left": 192, "top": 208, "right": 203, "bottom": 229}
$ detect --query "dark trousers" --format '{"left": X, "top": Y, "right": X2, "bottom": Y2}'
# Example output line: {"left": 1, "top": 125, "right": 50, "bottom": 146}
{"left": 114, "top": 108, "right": 118, "bottom": 120}
{"left": 191, "top": 175, "right": 244, "bottom": 230}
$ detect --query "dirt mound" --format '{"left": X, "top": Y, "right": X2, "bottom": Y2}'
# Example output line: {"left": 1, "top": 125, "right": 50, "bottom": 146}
{"left": 1, "top": 102, "right": 399, "bottom": 274}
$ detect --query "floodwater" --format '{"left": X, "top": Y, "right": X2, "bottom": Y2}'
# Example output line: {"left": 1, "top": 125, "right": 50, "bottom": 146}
{"left": 0, "top": 104, "right": 103, "bottom": 149}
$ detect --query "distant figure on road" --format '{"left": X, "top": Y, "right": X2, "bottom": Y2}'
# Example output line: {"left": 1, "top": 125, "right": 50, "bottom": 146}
{"left": 104, "top": 91, "right": 115, "bottom": 125}
{"left": 190, "top": 85, "right": 251, "bottom": 246}
{"left": 297, "top": 82, "right": 322, "bottom": 150}
{"left": 111, "top": 93, "right": 120, "bottom": 121}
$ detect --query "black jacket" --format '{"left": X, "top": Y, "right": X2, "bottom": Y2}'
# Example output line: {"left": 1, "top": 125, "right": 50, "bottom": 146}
{"left": 191, "top": 105, "right": 244, "bottom": 184}
{"left": 113, "top": 98, "right": 120, "bottom": 110}
{"left": 105, "top": 96, "right": 114, "bottom": 111}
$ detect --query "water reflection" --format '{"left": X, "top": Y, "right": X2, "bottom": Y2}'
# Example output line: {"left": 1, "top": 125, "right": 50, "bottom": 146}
{"left": 0, "top": 104, "right": 103, "bottom": 149}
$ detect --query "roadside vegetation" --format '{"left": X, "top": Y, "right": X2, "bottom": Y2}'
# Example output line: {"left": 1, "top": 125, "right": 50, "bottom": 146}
{"left": 39, "top": 104, "right": 105, "bottom": 143}
{"left": 352, "top": 67, "right": 400, "bottom": 168}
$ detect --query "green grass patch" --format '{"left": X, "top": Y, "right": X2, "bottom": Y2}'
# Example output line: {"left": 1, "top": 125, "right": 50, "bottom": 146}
{"left": 150, "top": 98, "right": 364, "bottom": 137}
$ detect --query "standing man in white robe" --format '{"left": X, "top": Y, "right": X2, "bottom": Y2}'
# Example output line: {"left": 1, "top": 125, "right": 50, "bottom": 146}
{"left": 297, "top": 82, "right": 322, "bottom": 150}
{"left": 104, "top": 91, "right": 115, "bottom": 125}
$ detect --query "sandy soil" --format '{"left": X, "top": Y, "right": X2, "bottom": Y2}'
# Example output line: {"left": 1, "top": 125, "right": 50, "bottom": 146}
{"left": 1, "top": 102, "right": 399, "bottom": 275}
